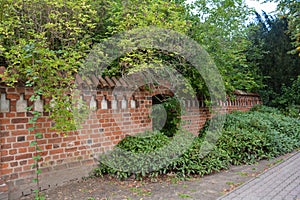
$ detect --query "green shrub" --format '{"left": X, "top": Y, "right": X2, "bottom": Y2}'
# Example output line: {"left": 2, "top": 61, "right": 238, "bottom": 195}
{"left": 93, "top": 106, "right": 300, "bottom": 179}
{"left": 94, "top": 130, "right": 195, "bottom": 179}
{"left": 152, "top": 97, "right": 181, "bottom": 137}
{"left": 117, "top": 131, "right": 170, "bottom": 153}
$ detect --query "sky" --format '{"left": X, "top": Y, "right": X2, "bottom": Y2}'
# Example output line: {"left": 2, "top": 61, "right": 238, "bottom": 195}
{"left": 186, "top": 0, "right": 278, "bottom": 15}
{"left": 245, "top": 0, "right": 277, "bottom": 14}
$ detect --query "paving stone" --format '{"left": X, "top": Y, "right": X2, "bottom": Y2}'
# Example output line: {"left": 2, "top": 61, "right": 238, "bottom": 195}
{"left": 218, "top": 151, "right": 300, "bottom": 200}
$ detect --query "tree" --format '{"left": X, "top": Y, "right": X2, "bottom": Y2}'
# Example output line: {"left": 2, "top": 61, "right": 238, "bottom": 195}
{"left": 101, "top": 0, "right": 263, "bottom": 96}
{"left": 267, "top": 0, "right": 300, "bottom": 56}
{"left": 0, "top": 0, "right": 266, "bottom": 125}
{"left": 0, "top": 0, "right": 97, "bottom": 130}
{"left": 246, "top": 12, "right": 300, "bottom": 106}
{"left": 188, "top": 0, "right": 263, "bottom": 93}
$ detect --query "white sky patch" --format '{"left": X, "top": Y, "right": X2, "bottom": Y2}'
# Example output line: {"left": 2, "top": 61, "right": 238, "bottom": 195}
{"left": 186, "top": 0, "right": 278, "bottom": 15}
{"left": 245, "top": 0, "right": 277, "bottom": 14}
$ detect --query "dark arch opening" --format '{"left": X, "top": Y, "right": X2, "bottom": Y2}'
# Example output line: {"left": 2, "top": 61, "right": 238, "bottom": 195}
{"left": 151, "top": 94, "right": 181, "bottom": 137}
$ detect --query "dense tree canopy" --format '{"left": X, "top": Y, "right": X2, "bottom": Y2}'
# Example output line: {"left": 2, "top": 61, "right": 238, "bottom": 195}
{"left": 246, "top": 11, "right": 300, "bottom": 113}
{"left": 268, "top": 0, "right": 300, "bottom": 56}
{"left": 0, "top": 0, "right": 298, "bottom": 128}
{"left": 0, "top": 0, "right": 97, "bottom": 130}
{"left": 101, "top": 0, "right": 263, "bottom": 94}
{"left": 189, "top": 0, "right": 262, "bottom": 92}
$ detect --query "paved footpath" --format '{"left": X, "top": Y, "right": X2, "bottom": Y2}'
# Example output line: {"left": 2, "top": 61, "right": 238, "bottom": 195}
{"left": 218, "top": 151, "right": 300, "bottom": 200}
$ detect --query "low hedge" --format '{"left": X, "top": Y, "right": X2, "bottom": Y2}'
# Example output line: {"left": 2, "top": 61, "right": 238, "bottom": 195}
{"left": 93, "top": 105, "right": 300, "bottom": 179}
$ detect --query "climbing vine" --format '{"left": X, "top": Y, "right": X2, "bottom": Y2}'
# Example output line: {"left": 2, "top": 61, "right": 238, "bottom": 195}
{"left": 0, "top": 0, "right": 96, "bottom": 130}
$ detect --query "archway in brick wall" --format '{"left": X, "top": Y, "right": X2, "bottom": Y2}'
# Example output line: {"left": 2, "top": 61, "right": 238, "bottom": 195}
{"left": 151, "top": 93, "right": 181, "bottom": 137}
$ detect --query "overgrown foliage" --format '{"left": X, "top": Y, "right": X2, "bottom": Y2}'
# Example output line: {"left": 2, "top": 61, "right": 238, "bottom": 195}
{"left": 268, "top": 0, "right": 300, "bottom": 56}
{"left": 0, "top": 0, "right": 96, "bottom": 130}
{"left": 0, "top": 0, "right": 271, "bottom": 126}
{"left": 94, "top": 106, "right": 300, "bottom": 179}
{"left": 246, "top": 12, "right": 300, "bottom": 107}
{"left": 189, "top": 0, "right": 263, "bottom": 93}
{"left": 272, "top": 75, "right": 300, "bottom": 118}
{"left": 152, "top": 96, "right": 181, "bottom": 137}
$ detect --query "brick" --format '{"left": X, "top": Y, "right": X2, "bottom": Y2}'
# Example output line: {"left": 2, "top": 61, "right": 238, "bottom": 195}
{"left": 5, "top": 125, "right": 15, "bottom": 130}
{"left": 68, "top": 161, "right": 81, "bottom": 168}
{"left": 6, "top": 94, "right": 19, "bottom": 100}
{"left": 22, "top": 165, "right": 32, "bottom": 172}
{"left": 11, "top": 130, "right": 28, "bottom": 136}
{"left": 0, "top": 119, "right": 10, "bottom": 125}
{"left": 10, "top": 162, "right": 18, "bottom": 167}
{"left": 56, "top": 159, "right": 64, "bottom": 164}
{"left": 1, "top": 144, "right": 11, "bottom": 149}
{"left": 33, "top": 151, "right": 48, "bottom": 157}
{"left": 63, "top": 136, "right": 77, "bottom": 142}
{"left": 0, "top": 131, "right": 9, "bottom": 137}
{"left": 16, "top": 124, "right": 25, "bottom": 129}
{"left": 27, "top": 135, "right": 34, "bottom": 140}
{"left": 16, "top": 113, "right": 26, "bottom": 117}
{"left": 19, "top": 170, "right": 35, "bottom": 178}
{"left": 4, "top": 113, "right": 16, "bottom": 117}
{"left": 37, "top": 139, "right": 47, "bottom": 145}
{"left": 65, "top": 147, "right": 77, "bottom": 152}
{"left": 44, "top": 133, "right": 52, "bottom": 138}
{"left": 19, "top": 160, "right": 27, "bottom": 165}
{"left": 60, "top": 154, "right": 66, "bottom": 159}
{"left": 9, "top": 149, "right": 17, "bottom": 155}
{"left": 1, "top": 169, "right": 13, "bottom": 175}
{"left": 15, "top": 153, "right": 32, "bottom": 160}
{"left": 13, "top": 141, "right": 30, "bottom": 148}
{"left": 9, "top": 173, "right": 19, "bottom": 180}
{"left": 47, "top": 138, "right": 63, "bottom": 146}
{"left": 27, "top": 159, "right": 34, "bottom": 165}
{"left": 36, "top": 118, "right": 46, "bottom": 122}
{"left": 82, "top": 159, "right": 95, "bottom": 166}
{"left": 7, "top": 88, "right": 16, "bottom": 92}
{"left": 50, "top": 149, "right": 63, "bottom": 155}
{"left": 18, "top": 148, "right": 27, "bottom": 153}
{"left": 1, "top": 150, "right": 8, "bottom": 156}
{"left": 11, "top": 118, "right": 28, "bottom": 124}
{"left": 52, "top": 163, "right": 68, "bottom": 171}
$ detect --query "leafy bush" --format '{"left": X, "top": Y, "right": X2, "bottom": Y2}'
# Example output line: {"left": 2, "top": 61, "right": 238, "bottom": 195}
{"left": 117, "top": 131, "right": 170, "bottom": 153}
{"left": 94, "top": 130, "right": 195, "bottom": 179}
{"left": 267, "top": 76, "right": 300, "bottom": 118}
{"left": 93, "top": 106, "right": 300, "bottom": 179}
{"left": 151, "top": 96, "right": 181, "bottom": 137}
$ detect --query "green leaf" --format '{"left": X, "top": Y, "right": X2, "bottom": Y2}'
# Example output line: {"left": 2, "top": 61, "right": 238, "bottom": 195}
{"left": 26, "top": 106, "right": 33, "bottom": 111}
{"left": 35, "top": 132, "right": 43, "bottom": 139}
{"left": 28, "top": 127, "right": 35, "bottom": 131}
{"left": 30, "top": 141, "right": 38, "bottom": 146}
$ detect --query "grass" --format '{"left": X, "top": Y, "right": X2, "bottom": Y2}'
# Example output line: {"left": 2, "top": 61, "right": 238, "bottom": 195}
{"left": 130, "top": 187, "right": 152, "bottom": 196}
{"left": 178, "top": 193, "right": 193, "bottom": 199}
{"left": 236, "top": 172, "right": 248, "bottom": 177}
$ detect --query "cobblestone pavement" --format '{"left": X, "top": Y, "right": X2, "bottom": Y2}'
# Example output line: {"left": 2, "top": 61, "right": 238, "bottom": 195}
{"left": 218, "top": 151, "right": 300, "bottom": 200}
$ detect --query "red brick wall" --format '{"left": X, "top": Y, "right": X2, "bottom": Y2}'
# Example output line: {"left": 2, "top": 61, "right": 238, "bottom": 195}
{"left": 0, "top": 86, "right": 261, "bottom": 199}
